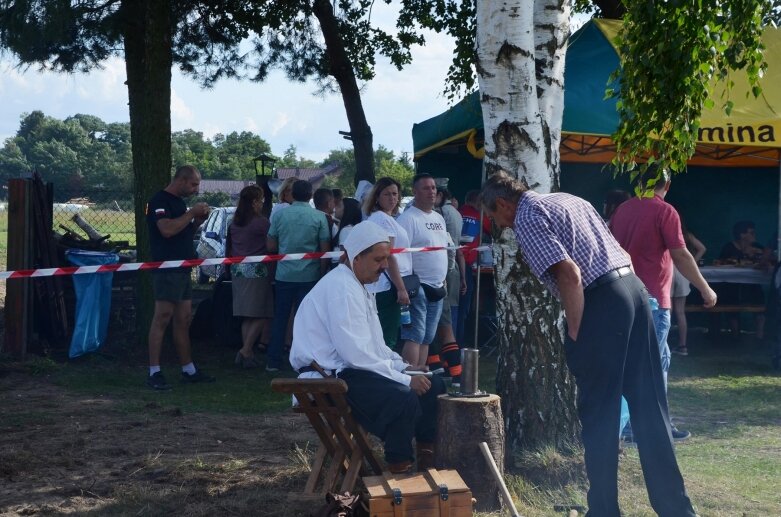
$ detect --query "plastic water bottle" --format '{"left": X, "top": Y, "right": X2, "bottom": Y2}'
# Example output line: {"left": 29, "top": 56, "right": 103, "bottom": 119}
{"left": 400, "top": 305, "right": 411, "bottom": 326}
{"left": 648, "top": 297, "right": 659, "bottom": 311}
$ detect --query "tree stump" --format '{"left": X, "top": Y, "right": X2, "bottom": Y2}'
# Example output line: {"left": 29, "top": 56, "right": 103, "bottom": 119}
{"left": 435, "top": 393, "right": 504, "bottom": 511}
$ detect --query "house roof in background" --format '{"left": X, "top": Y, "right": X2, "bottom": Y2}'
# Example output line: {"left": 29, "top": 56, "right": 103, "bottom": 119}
{"left": 199, "top": 179, "right": 255, "bottom": 197}
{"left": 275, "top": 163, "right": 341, "bottom": 183}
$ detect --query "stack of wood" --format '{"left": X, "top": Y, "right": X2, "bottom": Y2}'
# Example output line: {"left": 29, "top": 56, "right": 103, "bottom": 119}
{"left": 29, "top": 173, "right": 69, "bottom": 351}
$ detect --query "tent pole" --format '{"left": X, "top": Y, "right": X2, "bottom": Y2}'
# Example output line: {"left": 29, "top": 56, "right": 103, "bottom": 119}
{"left": 473, "top": 161, "right": 487, "bottom": 348}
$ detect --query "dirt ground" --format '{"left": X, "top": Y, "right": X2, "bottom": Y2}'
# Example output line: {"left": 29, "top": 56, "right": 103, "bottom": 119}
{"left": 0, "top": 370, "right": 321, "bottom": 516}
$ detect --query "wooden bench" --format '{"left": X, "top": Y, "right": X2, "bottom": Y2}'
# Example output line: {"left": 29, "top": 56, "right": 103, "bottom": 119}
{"left": 684, "top": 304, "right": 765, "bottom": 313}
{"left": 271, "top": 377, "right": 384, "bottom": 498}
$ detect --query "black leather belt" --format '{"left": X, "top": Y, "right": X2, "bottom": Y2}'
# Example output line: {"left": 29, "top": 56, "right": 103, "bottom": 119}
{"left": 584, "top": 266, "right": 633, "bottom": 293}
{"left": 297, "top": 365, "right": 334, "bottom": 376}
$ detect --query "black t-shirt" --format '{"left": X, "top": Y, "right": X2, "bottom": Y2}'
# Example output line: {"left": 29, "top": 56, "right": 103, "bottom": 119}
{"left": 146, "top": 190, "right": 196, "bottom": 261}
{"left": 719, "top": 241, "right": 763, "bottom": 262}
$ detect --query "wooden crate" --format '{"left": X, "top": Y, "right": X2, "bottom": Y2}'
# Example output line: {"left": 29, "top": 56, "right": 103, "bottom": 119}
{"left": 363, "top": 468, "right": 473, "bottom": 517}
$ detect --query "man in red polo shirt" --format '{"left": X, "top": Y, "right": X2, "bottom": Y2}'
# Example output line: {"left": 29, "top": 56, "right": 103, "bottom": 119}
{"left": 457, "top": 190, "right": 493, "bottom": 343}
{"left": 611, "top": 168, "right": 717, "bottom": 441}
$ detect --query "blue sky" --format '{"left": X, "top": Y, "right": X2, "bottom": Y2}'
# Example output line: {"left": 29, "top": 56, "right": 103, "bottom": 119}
{"left": 0, "top": 11, "right": 457, "bottom": 163}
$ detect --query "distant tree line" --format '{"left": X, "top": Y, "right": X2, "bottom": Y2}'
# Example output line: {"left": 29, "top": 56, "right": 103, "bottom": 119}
{"left": 0, "top": 111, "right": 415, "bottom": 200}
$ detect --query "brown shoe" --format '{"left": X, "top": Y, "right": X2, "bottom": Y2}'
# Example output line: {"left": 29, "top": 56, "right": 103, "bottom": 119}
{"left": 388, "top": 460, "right": 414, "bottom": 474}
{"left": 416, "top": 442, "right": 435, "bottom": 472}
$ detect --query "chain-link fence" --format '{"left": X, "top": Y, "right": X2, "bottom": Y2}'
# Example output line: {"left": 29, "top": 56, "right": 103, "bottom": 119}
{"left": 53, "top": 188, "right": 136, "bottom": 252}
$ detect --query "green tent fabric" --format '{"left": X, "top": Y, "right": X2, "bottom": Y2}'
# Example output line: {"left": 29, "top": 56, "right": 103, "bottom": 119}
{"left": 413, "top": 19, "right": 781, "bottom": 168}
{"left": 412, "top": 19, "right": 621, "bottom": 159}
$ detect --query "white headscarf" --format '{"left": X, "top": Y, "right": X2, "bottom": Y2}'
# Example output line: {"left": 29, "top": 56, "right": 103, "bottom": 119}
{"left": 342, "top": 221, "right": 390, "bottom": 266}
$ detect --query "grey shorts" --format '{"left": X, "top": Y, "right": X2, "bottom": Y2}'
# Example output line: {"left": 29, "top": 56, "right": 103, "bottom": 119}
{"left": 671, "top": 267, "right": 691, "bottom": 298}
{"left": 152, "top": 270, "right": 193, "bottom": 302}
{"left": 439, "top": 289, "right": 452, "bottom": 326}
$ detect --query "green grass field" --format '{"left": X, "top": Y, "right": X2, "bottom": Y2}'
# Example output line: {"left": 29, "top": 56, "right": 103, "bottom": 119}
{"left": 2, "top": 332, "right": 775, "bottom": 516}
{"left": 0, "top": 322, "right": 781, "bottom": 517}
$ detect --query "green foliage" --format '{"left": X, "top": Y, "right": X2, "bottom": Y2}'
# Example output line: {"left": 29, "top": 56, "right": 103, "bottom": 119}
{"left": 0, "top": 111, "right": 133, "bottom": 197}
{"left": 172, "top": 130, "right": 273, "bottom": 180}
{"left": 275, "top": 144, "right": 318, "bottom": 169}
{"left": 611, "top": 1, "right": 768, "bottom": 182}
{"left": 0, "top": 0, "right": 253, "bottom": 77}
{"left": 191, "top": 1, "right": 426, "bottom": 87}
{"left": 397, "top": 0, "right": 477, "bottom": 102}
{"left": 0, "top": 110, "right": 410, "bottom": 198}
{"left": 321, "top": 145, "right": 415, "bottom": 196}
{"left": 765, "top": 0, "right": 781, "bottom": 25}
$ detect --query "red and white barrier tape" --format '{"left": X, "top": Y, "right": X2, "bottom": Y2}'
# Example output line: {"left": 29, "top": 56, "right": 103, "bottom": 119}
{"left": 0, "top": 245, "right": 491, "bottom": 281}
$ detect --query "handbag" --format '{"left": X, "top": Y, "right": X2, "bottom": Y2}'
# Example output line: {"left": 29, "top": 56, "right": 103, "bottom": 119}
{"left": 421, "top": 282, "right": 447, "bottom": 302}
{"left": 384, "top": 271, "right": 420, "bottom": 298}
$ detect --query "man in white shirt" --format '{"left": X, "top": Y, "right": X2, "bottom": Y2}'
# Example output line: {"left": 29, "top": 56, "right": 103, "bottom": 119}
{"left": 290, "top": 221, "right": 445, "bottom": 474}
{"left": 397, "top": 174, "right": 450, "bottom": 368}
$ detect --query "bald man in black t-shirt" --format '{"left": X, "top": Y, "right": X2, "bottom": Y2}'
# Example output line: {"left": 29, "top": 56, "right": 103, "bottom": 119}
{"left": 145, "top": 165, "right": 214, "bottom": 390}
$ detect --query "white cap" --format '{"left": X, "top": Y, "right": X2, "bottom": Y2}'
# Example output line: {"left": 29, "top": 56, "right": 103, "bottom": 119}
{"left": 342, "top": 221, "right": 390, "bottom": 265}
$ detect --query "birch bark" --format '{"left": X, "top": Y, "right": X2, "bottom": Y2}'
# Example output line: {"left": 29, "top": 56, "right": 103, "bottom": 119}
{"left": 476, "top": 0, "right": 579, "bottom": 453}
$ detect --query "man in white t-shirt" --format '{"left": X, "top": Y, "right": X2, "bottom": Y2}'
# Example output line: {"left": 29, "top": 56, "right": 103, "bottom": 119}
{"left": 397, "top": 174, "right": 449, "bottom": 368}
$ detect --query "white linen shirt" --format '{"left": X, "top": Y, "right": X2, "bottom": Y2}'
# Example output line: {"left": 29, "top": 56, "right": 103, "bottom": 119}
{"left": 290, "top": 264, "right": 411, "bottom": 386}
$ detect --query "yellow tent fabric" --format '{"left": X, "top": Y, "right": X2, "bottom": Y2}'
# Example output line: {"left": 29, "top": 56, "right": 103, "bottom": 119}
{"left": 574, "top": 20, "right": 781, "bottom": 167}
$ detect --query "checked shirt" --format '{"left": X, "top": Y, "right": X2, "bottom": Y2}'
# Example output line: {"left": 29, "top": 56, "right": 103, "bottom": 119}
{"left": 513, "top": 191, "right": 630, "bottom": 298}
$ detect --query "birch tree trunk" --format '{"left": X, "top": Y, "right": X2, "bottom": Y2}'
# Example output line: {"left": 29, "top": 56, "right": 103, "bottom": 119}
{"left": 476, "top": 0, "right": 579, "bottom": 454}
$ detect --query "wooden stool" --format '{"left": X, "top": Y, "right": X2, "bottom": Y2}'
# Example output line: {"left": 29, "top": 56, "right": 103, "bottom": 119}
{"left": 271, "top": 377, "right": 384, "bottom": 498}
{"left": 436, "top": 393, "right": 504, "bottom": 511}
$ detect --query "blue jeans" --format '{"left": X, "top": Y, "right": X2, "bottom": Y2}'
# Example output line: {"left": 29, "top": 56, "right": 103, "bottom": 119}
{"left": 652, "top": 307, "right": 672, "bottom": 391}
{"left": 268, "top": 280, "right": 317, "bottom": 369}
{"left": 400, "top": 288, "right": 443, "bottom": 345}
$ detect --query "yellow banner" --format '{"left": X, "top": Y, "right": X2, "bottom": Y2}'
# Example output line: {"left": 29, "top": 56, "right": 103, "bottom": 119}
{"left": 596, "top": 19, "right": 781, "bottom": 150}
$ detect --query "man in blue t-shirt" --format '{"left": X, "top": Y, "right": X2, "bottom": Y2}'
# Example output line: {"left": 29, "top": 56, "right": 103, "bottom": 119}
{"left": 145, "top": 165, "right": 214, "bottom": 390}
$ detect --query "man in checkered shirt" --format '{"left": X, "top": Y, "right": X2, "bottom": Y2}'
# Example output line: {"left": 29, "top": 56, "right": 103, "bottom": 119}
{"left": 480, "top": 171, "right": 696, "bottom": 517}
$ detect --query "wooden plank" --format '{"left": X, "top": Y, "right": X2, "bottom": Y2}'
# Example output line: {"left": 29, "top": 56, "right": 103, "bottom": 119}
{"left": 4, "top": 179, "right": 32, "bottom": 359}
{"left": 271, "top": 378, "right": 348, "bottom": 394}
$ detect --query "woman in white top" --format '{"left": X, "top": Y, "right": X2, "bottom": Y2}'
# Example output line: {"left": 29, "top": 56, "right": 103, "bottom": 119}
{"left": 363, "top": 178, "right": 413, "bottom": 349}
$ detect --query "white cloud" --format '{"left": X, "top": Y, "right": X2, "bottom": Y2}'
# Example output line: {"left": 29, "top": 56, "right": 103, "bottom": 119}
{"left": 270, "top": 112, "right": 290, "bottom": 136}
{"left": 170, "top": 88, "right": 195, "bottom": 127}
{"left": 242, "top": 116, "right": 259, "bottom": 133}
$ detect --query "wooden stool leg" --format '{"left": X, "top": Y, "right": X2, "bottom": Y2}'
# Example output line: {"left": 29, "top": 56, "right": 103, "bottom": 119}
{"left": 340, "top": 447, "right": 364, "bottom": 494}
{"left": 324, "top": 448, "right": 346, "bottom": 493}
{"left": 304, "top": 443, "right": 329, "bottom": 495}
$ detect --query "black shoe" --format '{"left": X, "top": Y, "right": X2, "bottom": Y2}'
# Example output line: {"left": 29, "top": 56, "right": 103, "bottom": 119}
{"left": 147, "top": 371, "right": 172, "bottom": 391}
{"left": 235, "top": 351, "right": 261, "bottom": 369}
{"left": 181, "top": 369, "right": 216, "bottom": 383}
{"left": 671, "top": 425, "right": 691, "bottom": 441}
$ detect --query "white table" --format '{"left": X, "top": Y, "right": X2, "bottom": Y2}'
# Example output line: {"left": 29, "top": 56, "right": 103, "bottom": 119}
{"left": 699, "top": 266, "right": 772, "bottom": 285}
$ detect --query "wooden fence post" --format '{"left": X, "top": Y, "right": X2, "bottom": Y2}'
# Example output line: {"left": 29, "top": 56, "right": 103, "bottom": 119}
{"left": 3, "top": 179, "right": 33, "bottom": 359}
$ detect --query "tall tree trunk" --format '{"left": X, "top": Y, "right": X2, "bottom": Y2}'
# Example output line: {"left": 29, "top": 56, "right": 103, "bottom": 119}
{"left": 312, "top": 0, "right": 375, "bottom": 186}
{"left": 121, "top": 0, "right": 173, "bottom": 343}
{"left": 476, "top": 0, "right": 579, "bottom": 455}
